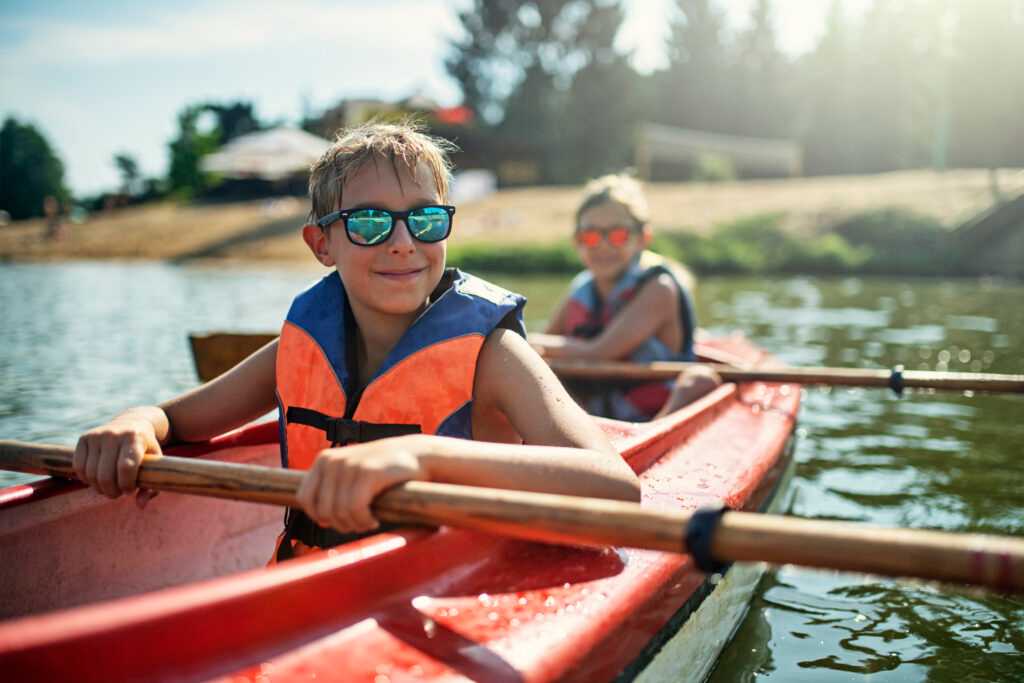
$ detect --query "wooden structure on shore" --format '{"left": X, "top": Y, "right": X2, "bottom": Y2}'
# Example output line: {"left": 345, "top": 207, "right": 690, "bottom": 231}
{"left": 634, "top": 122, "right": 802, "bottom": 180}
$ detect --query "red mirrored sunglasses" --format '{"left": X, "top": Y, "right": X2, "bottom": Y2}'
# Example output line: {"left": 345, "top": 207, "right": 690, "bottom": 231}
{"left": 575, "top": 226, "right": 635, "bottom": 247}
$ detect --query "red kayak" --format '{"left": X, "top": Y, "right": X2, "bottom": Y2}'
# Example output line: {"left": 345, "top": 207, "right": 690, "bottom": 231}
{"left": 0, "top": 337, "right": 799, "bottom": 682}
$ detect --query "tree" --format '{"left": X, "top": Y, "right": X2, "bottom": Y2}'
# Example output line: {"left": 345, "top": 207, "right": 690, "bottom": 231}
{"left": 447, "top": 0, "right": 636, "bottom": 183}
{"left": 948, "top": 0, "right": 1024, "bottom": 171}
{"left": 166, "top": 105, "right": 220, "bottom": 198}
{"left": 562, "top": 0, "right": 643, "bottom": 180}
{"left": 0, "top": 117, "right": 70, "bottom": 220}
{"left": 796, "top": 0, "right": 860, "bottom": 174}
{"left": 113, "top": 153, "right": 140, "bottom": 196}
{"left": 204, "top": 101, "right": 262, "bottom": 145}
{"left": 729, "top": 0, "right": 792, "bottom": 139}
{"left": 656, "top": 0, "right": 731, "bottom": 133}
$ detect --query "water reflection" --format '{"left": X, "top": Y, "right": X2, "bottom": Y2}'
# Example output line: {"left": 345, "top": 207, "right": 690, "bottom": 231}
{"left": 1, "top": 264, "right": 1022, "bottom": 680}
{"left": 701, "top": 276, "right": 1024, "bottom": 682}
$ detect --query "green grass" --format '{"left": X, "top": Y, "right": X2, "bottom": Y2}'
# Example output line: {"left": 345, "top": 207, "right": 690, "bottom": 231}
{"left": 448, "top": 207, "right": 965, "bottom": 277}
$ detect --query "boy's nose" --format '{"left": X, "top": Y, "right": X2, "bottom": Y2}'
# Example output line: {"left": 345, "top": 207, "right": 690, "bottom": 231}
{"left": 387, "top": 218, "right": 416, "bottom": 253}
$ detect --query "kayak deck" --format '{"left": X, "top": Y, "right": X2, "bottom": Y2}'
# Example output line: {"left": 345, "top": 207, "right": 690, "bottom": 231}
{"left": 0, "top": 337, "right": 799, "bottom": 682}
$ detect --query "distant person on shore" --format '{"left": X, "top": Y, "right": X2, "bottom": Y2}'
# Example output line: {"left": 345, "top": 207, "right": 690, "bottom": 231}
{"left": 532, "top": 173, "right": 720, "bottom": 420}
{"left": 43, "top": 195, "right": 66, "bottom": 241}
{"left": 72, "top": 121, "right": 639, "bottom": 562}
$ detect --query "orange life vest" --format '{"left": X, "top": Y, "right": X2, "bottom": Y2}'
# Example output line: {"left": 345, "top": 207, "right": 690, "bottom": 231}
{"left": 272, "top": 268, "right": 525, "bottom": 558}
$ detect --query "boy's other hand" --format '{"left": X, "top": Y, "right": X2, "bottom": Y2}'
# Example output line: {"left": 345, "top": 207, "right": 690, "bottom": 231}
{"left": 297, "top": 436, "right": 428, "bottom": 534}
{"left": 73, "top": 418, "right": 162, "bottom": 501}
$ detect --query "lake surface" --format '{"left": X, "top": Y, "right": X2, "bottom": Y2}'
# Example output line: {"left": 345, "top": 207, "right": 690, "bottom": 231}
{"left": 1, "top": 261, "right": 1021, "bottom": 680}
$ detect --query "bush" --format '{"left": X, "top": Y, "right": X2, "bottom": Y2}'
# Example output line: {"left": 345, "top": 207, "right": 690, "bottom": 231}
{"left": 691, "top": 153, "right": 737, "bottom": 183}
{"left": 447, "top": 242, "right": 580, "bottom": 274}
{"left": 446, "top": 208, "right": 958, "bottom": 277}
{"left": 828, "top": 208, "right": 953, "bottom": 275}
{"left": 657, "top": 213, "right": 867, "bottom": 275}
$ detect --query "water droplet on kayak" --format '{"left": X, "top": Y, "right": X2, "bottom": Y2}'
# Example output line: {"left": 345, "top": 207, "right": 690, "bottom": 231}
{"left": 544, "top": 596, "right": 556, "bottom": 608}
{"left": 423, "top": 618, "right": 437, "bottom": 639}
{"left": 518, "top": 596, "right": 528, "bottom": 606}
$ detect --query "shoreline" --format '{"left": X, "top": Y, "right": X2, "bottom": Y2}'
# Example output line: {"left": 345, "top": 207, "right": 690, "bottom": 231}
{"left": 2, "top": 169, "right": 1021, "bottom": 277}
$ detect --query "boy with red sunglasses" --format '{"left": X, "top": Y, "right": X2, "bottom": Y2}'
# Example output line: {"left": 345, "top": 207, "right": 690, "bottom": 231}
{"left": 534, "top": 174, "right": 720, "bottom": 421}
{"left": 73, "top": 122, "right": 639, "bottom": 560}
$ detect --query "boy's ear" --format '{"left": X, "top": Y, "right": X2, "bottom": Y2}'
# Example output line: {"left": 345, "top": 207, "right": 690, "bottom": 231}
{"left": 302, "top": 223, "right": 335, "bottom": 267}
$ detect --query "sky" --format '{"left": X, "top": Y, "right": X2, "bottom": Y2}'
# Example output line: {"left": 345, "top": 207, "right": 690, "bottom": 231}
{"left": 1, "top": 0, "right": 867, "bottom": 196}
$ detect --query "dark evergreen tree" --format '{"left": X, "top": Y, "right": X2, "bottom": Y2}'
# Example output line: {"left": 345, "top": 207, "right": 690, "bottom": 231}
{"left": 729, "top": 0, "right": 791, "bottom": 138}
{"left": 0, "top": 117, "right": 70, "bottom": 220}
{"left": 656, "top": 0, "right": 730, "bottom": 133}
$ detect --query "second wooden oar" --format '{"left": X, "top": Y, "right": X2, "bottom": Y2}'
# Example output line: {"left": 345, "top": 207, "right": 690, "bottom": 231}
{"left": 547, "top": 359, "right": 1024, "bottom": 394}
{"left": 2, "top": 439, "right": 1022, "bottom": 593}
{"left": 187, "top": 332, "right": 1024, "bottom": 393}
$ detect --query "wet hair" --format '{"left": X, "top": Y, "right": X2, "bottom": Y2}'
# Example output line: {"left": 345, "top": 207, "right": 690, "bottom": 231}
{"left": 307, "top": 119, "right": 457, "bottom": 224}
{"left": 575, "top": 173, "right": 650, "bottom": 230}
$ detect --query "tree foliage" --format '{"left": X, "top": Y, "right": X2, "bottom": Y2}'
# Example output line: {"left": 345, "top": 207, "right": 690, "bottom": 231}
{"left": 113, "top": 153, "right": 140, "bottom": 196}
{"left": 165, "top": 100, "right": 264, "bottom": 198}
{"left": 166, "top": 105, "right": 221, "bottom": 199}
{"left": 0, "top": 117, "right": 70, "bottom": 220}
{"left": 446, "top": 0, "right": 1024, "bottom": 184}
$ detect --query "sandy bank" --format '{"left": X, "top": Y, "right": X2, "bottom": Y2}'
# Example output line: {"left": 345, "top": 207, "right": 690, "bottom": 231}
{"left": 2, "top": 169, "right": 1020, "bottom": 263}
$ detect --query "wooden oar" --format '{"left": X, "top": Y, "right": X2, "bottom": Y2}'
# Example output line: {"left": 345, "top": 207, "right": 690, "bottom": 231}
{"left": 547, "top": 359, "right": 1024, "bottom": 394}
{"left": 3, "top": 440, "right": 1022, "bottom": 593}
{"left": 187, "top": 332, "right": 1024, "bottom": 393}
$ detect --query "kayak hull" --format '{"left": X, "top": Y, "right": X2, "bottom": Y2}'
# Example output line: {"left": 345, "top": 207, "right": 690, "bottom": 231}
{"left": 0, "top": 336, "right": 799, "bottom": 682}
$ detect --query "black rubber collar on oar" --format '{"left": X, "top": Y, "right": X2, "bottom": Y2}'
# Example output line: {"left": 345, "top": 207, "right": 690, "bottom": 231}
{"left": 889, "top": 364, "right": 905, "bottom": 397}
{"left": 685, "top": 506, "right": 731, "bottom": 574}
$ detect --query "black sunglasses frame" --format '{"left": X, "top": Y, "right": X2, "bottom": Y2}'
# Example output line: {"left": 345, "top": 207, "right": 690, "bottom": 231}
{"left": 316, "top": 205, "right": 456, "bottom": 246}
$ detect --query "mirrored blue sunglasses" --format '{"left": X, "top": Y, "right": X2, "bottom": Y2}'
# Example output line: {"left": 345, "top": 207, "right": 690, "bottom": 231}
{"left": 316, "top": 205, "right": 455, "bottom": 246}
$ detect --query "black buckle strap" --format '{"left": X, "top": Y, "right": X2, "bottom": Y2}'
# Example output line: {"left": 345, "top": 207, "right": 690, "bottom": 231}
{"left": 684, "top": 505, "right": 731, "bottom": 574}
{"left": 889, "top": 364, "right": 905, "bottom": 397}
{"left": 278, "top": 407, "right": 421, "bottom": 558}
{"left": 286, "top": 406, "right": 420, "bottom": 445}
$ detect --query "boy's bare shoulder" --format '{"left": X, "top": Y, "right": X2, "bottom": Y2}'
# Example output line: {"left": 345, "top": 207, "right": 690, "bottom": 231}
{"left": 638, "top": 272, "right": 680, "bottom": 305}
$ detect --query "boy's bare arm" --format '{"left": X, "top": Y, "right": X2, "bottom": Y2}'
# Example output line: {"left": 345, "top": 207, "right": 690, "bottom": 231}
{"left": 533, "top": 275, "right": 677, "bottom": 360}
{"left": 75, "top": 339, "right": 279, "bottom": 499}
{"left": 468, "top": 328, "right": 640, "bottom": 500}
{"left": 161, "top": 339, "right": 279, "bottom": 442}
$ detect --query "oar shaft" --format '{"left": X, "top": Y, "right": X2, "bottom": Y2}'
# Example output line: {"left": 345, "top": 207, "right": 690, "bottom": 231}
{"left": 2, "top": 441, "right": 1022, "bottom": 592}
{"left": 715, "top": 513, "right": 1024, "bottom": 593}
{"left": 548, "top": 360, "right": 1024, "bottom": 393}
{"left": 0, "top": 440, "right": 304, "bottom": 506}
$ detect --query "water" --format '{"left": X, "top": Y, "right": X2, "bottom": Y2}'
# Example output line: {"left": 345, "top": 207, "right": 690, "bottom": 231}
{"left": 1, "top": 263, "right": 1022, "bottom": 680}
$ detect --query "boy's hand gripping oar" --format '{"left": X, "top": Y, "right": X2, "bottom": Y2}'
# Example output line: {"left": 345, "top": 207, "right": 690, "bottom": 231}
{"left": 2, "top": 439, "right": 1022, "bottom": 593}
{"left": 546, "top": 359, "right": 1024, "bottom": 394}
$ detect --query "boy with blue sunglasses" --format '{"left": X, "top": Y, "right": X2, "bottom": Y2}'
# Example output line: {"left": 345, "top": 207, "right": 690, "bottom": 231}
{"left": 74, "top": 122, "right": 639, "bottom": 559}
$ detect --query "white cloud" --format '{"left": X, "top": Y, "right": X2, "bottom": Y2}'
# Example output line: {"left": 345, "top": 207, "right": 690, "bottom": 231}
{"left": 3, "top": 0, "right": 463, "bottom": 67}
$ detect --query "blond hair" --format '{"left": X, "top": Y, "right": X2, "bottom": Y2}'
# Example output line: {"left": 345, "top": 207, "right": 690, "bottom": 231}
{"left": 575, "top": 173, "right": 650, "bottom": 229}
{"left": 308, "top": 119, "right": 457, "bottom": 223}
